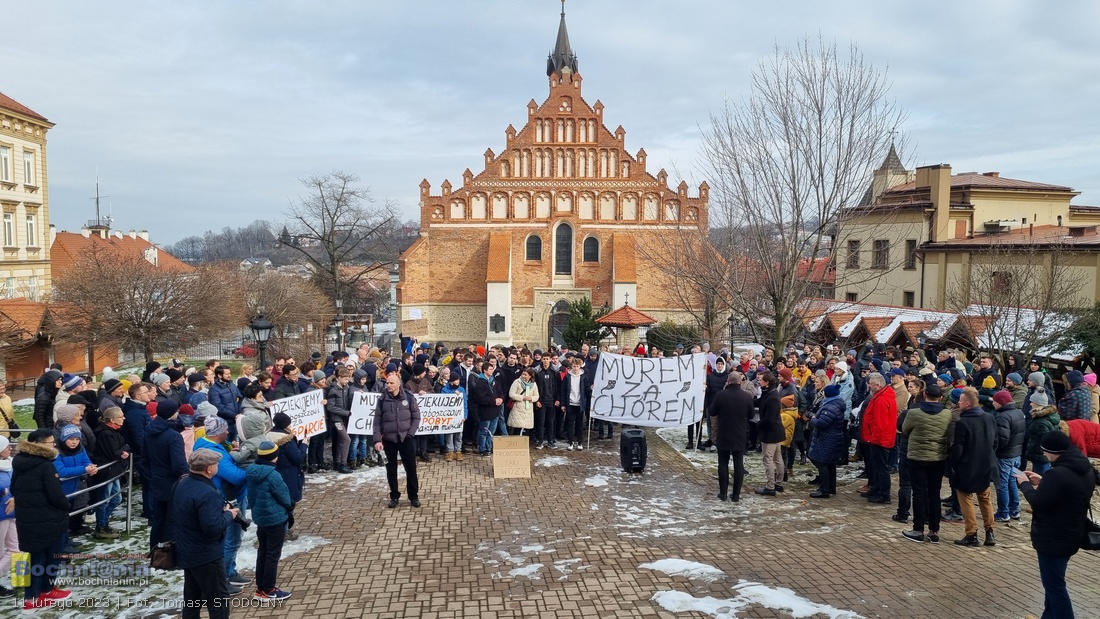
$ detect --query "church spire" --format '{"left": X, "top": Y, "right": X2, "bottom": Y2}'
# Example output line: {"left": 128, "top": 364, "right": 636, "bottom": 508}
{"left": 546, "top": 0, "right": 579, "bottom": 78}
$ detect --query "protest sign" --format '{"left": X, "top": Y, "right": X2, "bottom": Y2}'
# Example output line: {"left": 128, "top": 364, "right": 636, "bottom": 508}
{"left": 590, "top": 352, "right": 706, "bottom": 427}
{"left": 492, "top": 436, "right": 531, "bottom": 479}
{"left": 269, "top": 390, "right": 327, "bottom": 440}
{"left": 349, "top": 391, "right": 466, "bottom": 436}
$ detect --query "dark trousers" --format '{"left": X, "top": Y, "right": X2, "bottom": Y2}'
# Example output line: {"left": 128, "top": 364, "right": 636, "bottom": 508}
{"left": 895, "top": 452, "right": 912, "bottom": 518}
{"left": 717, "top": 450, "right": 746, "bottom": 499}
{"left": 329, "top": 423, "right": 350, "bottom": 466}
{"left": 868, "top": 444, "right": 891, "bottom": 500}
{"left": 909, "top": 459, "right": 945, "bottom": 532}
{"left": 564, "top": 405, "right": 585, "bottom": 443}
{"left": 150, "top": 497, "right": 173, "bottom": 550}
{"left": 382, "top": 438, "right": 419, "bottom": 501}
{"left": 595, "top": 419, "right": 615, "bottom": 438}
{"left": 24, "top": 537, "right": 64, "bottom": 600}
{"left": 256, "top": 523, "right": 287, "bottom": 593}
{"left": 812, "top": 459, "right": 837, "bottom": 495}
{"left": 537, "top": 403, "right": 558, "bottom": 444}
{"left": 1037, "top": 552, "right": 1074, "bottom": 619}
{"left": 308, "top": 432, "right": 327, "bottom": 466}
{"left": 182, "top": 558, "right": 231, "bottom": 619}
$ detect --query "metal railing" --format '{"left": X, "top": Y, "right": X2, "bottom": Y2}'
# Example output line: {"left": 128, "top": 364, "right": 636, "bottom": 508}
{"left": 59, "top": 456, "right": 134, "bottom": 534}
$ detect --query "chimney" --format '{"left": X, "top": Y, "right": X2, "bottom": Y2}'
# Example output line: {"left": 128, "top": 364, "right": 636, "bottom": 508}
{"left": 982, "top": 172, "right": 1000, "bottom": 178}
{"left": 49, "top": 224, "right": 56, "bottom": 247}
{"left": 80, "top": 227, "right": 91, "bottom": 239}
{"left": 128, "top": 230, "right": 137, "bottom": 239}
{"left": 919, "top": 164, "right": 952, "bottom": 242}
{"left": 137, "top": 230, "right": 149, "bottom": 241}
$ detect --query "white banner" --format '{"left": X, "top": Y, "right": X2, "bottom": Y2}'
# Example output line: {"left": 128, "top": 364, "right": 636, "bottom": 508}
{"left": 270, "top": 390, "right": 327, "bottom": 440}
{"left": 590, "top": 352, "right": 706, "bottom": 427}
{"left": 349, "top": 391, "right": 466, "bottom": 436}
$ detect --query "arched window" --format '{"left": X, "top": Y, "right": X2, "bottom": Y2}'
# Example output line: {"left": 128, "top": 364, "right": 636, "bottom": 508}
{"left": 525, "top": 235, "right": 542, "bottom": 261}
{"left": 555, "top": 223, "right": 573, "bottom": 275}
{"left": 582, "top": 237, "right": 599, "bottom": 262}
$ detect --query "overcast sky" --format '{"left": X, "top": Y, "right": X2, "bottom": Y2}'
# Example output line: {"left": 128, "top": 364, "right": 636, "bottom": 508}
{"left": 5, "top": 1, "right": 1099, "bottom": 245}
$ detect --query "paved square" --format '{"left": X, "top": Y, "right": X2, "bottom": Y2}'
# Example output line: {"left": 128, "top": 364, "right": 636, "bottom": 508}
{"left": 235, "top": 431, "right": 1100, "bottom": 619}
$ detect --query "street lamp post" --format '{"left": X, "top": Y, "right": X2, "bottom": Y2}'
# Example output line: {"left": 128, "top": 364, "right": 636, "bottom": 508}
{"left": 249, "top": 310, "right": 274, "bottom": 371}
{"left": 334, "top": 299, "right": 344, "bottom": 351}
{"left": 727, "top": 313, "right": 737, "bottom": 345}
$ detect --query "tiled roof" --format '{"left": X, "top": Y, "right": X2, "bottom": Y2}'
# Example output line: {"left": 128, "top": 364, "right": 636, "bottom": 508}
{"left": 826, "top": 312, "right": 858, "bottom": 333}
{"left": 0, "top": 92, "right": 48, "bottom": 122}
{"left": 857, "top": 316, "right": 897, "bottom": 342}
{"left": 51, "top": 231, "right": 193, "bottom": 279}
{"left": 611, "top": 234, "right": 636, "bottom": 283}
{"left": 887, "top": 172, "right": 1072, "bottom": 194}
{"left": 486, "top": 232, "right": 511, "bottom": 283}
{"left": 796, "top": 257, "right": 835, "bottom": 285}
{"left": 924, "top": 225, "right": 1100, "bottom": 248}
{"left": 0, "top": 298, "right": 46, "bottom": 340}
{"left": 597, "top": 304, "right": 657, "bottom": 328}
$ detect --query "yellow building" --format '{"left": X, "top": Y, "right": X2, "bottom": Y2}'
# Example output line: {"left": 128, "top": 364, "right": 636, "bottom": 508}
{"left": 834, "top": 152, "right": 1100, "bottom": 310}
{"left": 0, "top": 93, "right": 53, "bottom": 301}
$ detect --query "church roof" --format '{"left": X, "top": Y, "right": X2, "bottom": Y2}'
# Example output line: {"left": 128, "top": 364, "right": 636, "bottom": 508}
{"left": 877, "top": 143, "right": 906, "bottom": 174}
{"left": 597, "top": 304, "right": 657, "bottom": 328}
{"left": 546, "top": 1, "right": 579, "bottom": 77}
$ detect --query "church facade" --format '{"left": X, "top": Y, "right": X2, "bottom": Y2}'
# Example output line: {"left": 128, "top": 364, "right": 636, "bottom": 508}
{"left": 396, "top": 8, "right": 709, "bottom": 349}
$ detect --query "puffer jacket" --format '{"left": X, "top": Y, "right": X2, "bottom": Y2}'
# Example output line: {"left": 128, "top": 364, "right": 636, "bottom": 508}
{"left": 192, "top": 436, "right": 247, "bottom": 502}
{"left": 145, "top": 415, "right": 188, "bottom": 502}
{"left": 1066, "top": 419, "right": 1100, "bottom": 458}
{"left": 371, "top": 387, "right": 420, "bottom": 444}
{"left": 33, "top": 371, "right": 62, "bottom": 429}
{"left": 861, "top": 386, "right": 898, "bottom": 448}
{"left": 53, "top": 440, "right": 92, "bottom": 505}
{"left": 11, "top": 441, "right": 70, "bottom": 551}
{"left": 901, "top": 400, "right": 950, "bottom": 462}
{"left": 507, "top": 379, "right": 535, "bottom": 430}
{"left": 1025, "top": 405, "right": 1062, "bottom": 465}
{"left": 270, "top": 428, "right": 305, "bottom": 502}
{"left": 245, "top": 460, "right": 292, "bottom": 527}
{"left": 172, "top": 472, "right": 234, "bottom": 569}
{"left": 993, "top": 403, "right": 1026, "bottom": 459}
{"left": 1019, "top": 445, "right": 1100, "bottom": 557}
{"left": 808, "top": 396, "right": 847, "bottom": 464}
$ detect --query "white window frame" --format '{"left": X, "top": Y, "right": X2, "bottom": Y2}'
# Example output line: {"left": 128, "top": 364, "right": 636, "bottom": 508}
{"left": 0, "top": 146, "right": 10, "bottom": 182}
{"left": 27, "top": 275, "right": 38, "bottom": 301}
{"left": 2, "top": 213, "right": 12, "bottom": 246}
{"left": 23, "top": 150, "right": 35, "bottom": 186}
{"left": 25, "top": 213, "right": 36, "bottom": 247}
{"left": 3, "top": 277, "right": 13, "bottom": 298}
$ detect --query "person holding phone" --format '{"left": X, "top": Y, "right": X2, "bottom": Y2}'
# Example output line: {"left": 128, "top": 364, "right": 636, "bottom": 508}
{"left": 1014, "top": 431, "right": 1099, "bottom": 619}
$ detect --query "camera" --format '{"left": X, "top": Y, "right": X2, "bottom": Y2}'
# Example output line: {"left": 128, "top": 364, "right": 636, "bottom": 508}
{"left": 227, "top": 500, "right": 251, "bottom": 531}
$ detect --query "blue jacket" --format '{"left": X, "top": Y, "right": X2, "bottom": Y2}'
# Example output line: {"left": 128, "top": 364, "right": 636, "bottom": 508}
{"left": 809, "top": 396, "right": 848, "bottom": 464}
{"left": 121, "top": 399, "right": 152, "bottom": 464}
{"left": 144, "top": 416, "right": 189, "bottom": 502}
{"left": 172, "top": 473, "right": 235, "bottom": 569}
{"left": 192, "top": 436, "right": 247, "bottom": 502}
{"left": 0, "top": 463, "right": 13, "bottom": 520}
{"left": 208, "top": 380, "right": 242, "bottom": 424}
{"left": 246, "top": 460, "right": 292, "bottom": 527}
{"left": 441, "top": 384, "right": 467, "bottom": 420}
{"left": 271, "top": 429, "right": 306, "bottom": 502}
{"left": 53, "top": 443, "right": 92, "bottom": 496}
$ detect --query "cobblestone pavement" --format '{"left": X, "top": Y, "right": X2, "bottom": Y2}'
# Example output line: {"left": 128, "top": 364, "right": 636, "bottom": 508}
{"left": 236, "top": 430, "right": 1100, "bottom": 619}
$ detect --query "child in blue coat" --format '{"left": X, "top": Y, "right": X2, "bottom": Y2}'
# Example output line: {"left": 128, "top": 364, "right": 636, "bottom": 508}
{"left": 246, "top": 441, "right": 293, "bottom": 601}
{"left": 54, "top": 425, "right": 97, "bottom": 549}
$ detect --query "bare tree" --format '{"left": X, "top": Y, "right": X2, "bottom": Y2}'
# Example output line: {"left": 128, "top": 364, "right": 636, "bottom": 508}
{"left": 235, "top": 270, "right": 333, "bottom": 361}
{"left": 283, "top": 171, "right": 397, "bottom": 305}
{"left": 701, "top": 37, "right": 907, "bottom": 351}
{"left": 52, "top": 244, "right": 233, "bottom": 361}
{"left": 944, "top": 239, "right": 1085, "bottom": 370}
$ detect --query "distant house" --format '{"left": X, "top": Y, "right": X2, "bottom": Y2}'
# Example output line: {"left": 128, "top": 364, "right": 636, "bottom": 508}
{"left": 239, "top": 257, "right": 273, "bottom": 272}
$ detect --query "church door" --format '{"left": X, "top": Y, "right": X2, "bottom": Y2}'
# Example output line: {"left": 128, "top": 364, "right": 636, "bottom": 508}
{"left": 548, "top": 299, "right": 571, "bottom": 348}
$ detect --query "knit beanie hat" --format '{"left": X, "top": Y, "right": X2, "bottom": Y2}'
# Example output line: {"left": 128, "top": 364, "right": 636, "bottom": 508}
{"left": 311, "top": 370, "right": 327, "bottom": 384}
{"left": 195, "top": 401, "right": 219, "bottom": 421}
{"left": 992, "top": 390, "right": 1013, "bottom": 406}
{"left": 823, "top": 384, "right": 840, "bottom": 398}
{"left": 273, "top": 412, "right": 292, "bottom": 430}
{"left": 55, "top": 404, "right": 81, "bottom": 424}
{"left": 0, "top": 436, "right": 8, "bottom": 453}
{"left": 101, "top": 367, "right": 119, "bottom": 383}
{"left": 834, "top": 361, "right": 848, "bottom": 374}
{"left": 1086, "top": 373, "right": 1098, "bottom": 387}
{"left": 257, "top": 440, "right": 278, "bottom": 461}
{"left": 156, "top": 400, "right": 179, "bottom": 419}
{"left": 146, "top": 402, "right": 159, "bottom": 417}
{"left": 1030, "top": 388, "right": 1049, "bottom": 407}
{"left": 102, "top": 378, "right": 123, "bottom": 394}
{"left": 778, "top": 368, "right": 793, "bottom": 381}
{"left": 204, "top": 416, "right": 228, "bottom": 436}
{"left": 937, "top": 373, "right": 952, "bottom": 385}
{"left": 950, "top": 388, "right": 964, "bottom": 404}
{"left": 780, "top": 394, "right": 795, "bottom": 408}
{"left": 1006, "top": 372, "right": 1023, "bottom": 386}
{"left": 60, "top": 424, "right": 83, "bottom": 442}
{"left": 1039, "top": 431, "right": 1071, "bottom": 454}
{"left": 165, "top": 368, "right": 184, "bottom": 383}
{"left": 145, "top": 361, "right": 161, "bottom": 375}
{"left": 1066, "top": 370, "right": 1085, "bottom": 387}
{"left": 1028, "top": 372, "right": 1046, "bottom": 387}
{"left": 62, "top": 373, "right": 84, "bottom": 391}
{"left": 151, "top": 373, "right": 170, "bottom": 387}
{"left": 981, "top": 375, "right": 997, "bottom": 389}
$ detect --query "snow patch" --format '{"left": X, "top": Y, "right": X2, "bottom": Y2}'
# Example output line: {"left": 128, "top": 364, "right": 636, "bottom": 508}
{"left": 641, "top": 558, "right": 726, "bottom": 582}
{"left": 13, "top": 397, "right": 33, "bottom": 406}
{"left": 508, "top": 563, "right": 544, "bottom": 579}
{"left": 520, "top": 544, "right": 545, "bottom": 553}
{"left": 584, "top": 474, "right": 609, "bottom": 487}
{"left": 651, "top": 579, "right": 864, "bottom": 619}
{"left": 535, "top": 455, "right": 571, "bottom": 467}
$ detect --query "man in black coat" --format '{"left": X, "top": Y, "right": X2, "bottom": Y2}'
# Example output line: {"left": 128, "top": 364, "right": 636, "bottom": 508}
{"left": 755, "top": 371, "right": 785, "bottom": 496}
{"left": 144, "top": 401, "right": 189, "bottom": 551}
{"left": 11, "top": 429, "right": 73, "bottom": 608}
{"left": 271, "top": 364, "right": 302, "bottom": 400}
{"left": 991, "top": 390, "right": 1026, "bottom": 522}
{"left": 174, "top": 449, "right": 239, "bottom": 619}
{"left": 533, "top": 355, "right": 562, "bottom": 449}
{"left": 708, "top": 372, "right": 753, "bottom": 501}
{"left": 951, "top": 387, "right": 998, "bottom": 547}
{"left": 1015, "top": 431, "right": 1100, "bottom": 619}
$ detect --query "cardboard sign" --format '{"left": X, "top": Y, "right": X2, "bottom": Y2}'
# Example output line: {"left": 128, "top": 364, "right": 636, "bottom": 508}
{"left": 492, "top": 436, "right": 531, "bottom": 479}
{"left": 349, "top": 391, "right": 466, "bottom": 436}
{"left": 270, "top": 390, "right": 327, "bottom": 440}
{"left": 590, "top": 352, "right": 706, "bottom": 427}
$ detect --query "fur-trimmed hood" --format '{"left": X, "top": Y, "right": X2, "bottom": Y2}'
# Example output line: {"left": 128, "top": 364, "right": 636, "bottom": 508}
{"left": 16, "top": 440, "right": 58, "bottom": 460}
{"left": 1031, "top": 404, "right": 1059, "bottom": 419}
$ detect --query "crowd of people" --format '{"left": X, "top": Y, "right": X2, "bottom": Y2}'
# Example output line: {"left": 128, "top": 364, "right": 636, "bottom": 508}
{"left": 0, "top": 338, "right": 1096, "bottom": 617}
{"left": 703, "top": 342, "right": 1100, "bottom": 619}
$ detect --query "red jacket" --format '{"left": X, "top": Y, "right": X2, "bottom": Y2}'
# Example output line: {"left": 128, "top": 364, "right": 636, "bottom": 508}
{"left": 1067, "top": 419, "right": 1100, "bottom": 458}
{"left": 861, "top": 385, "right": 898, "bottom": 448}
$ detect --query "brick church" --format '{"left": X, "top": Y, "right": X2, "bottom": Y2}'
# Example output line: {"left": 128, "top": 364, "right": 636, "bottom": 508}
{"left": 397, "top": 5, "right": 709, "bottom": 349}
